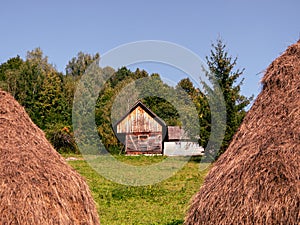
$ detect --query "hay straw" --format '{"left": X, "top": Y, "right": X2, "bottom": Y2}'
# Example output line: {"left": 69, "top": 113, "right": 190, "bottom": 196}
{"left": 185, "top": 40, "right": 300, "bottom": 224}
{"left": 0, "top": 91, "right": 100, "bottom": 224}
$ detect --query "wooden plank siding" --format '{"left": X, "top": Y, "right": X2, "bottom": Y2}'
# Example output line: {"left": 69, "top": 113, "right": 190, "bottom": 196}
{"left": 117, "top": 106, "right": 162, "bottom": 133}
{"left": 125, "top": 132, "right": 162, "bottom": 154}
{"left": 114, "top": 101, "right": 166, "bottom": 155}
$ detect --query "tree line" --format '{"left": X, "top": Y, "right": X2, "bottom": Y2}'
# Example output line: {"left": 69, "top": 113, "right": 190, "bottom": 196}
{"left": 0, "top": 39, "right": 252, "bottom": 159}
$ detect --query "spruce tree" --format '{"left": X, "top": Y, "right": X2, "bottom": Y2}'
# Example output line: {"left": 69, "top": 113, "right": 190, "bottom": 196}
{"left": 206, "top": 38, "right": 253, "bottom": 157}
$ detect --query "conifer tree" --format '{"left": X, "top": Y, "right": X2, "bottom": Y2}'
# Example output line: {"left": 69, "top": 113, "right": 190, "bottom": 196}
{"left": 206, "top": 38, "right": 253, "bottom": 157}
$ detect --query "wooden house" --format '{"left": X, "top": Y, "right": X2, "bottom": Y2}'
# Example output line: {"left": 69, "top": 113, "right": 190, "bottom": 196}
{"left": 114, "top": 101, "right": 166, "bottom": 155}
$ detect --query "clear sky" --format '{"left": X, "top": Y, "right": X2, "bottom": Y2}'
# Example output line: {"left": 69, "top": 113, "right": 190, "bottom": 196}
{"left": 1, "top": 0, "right": 299, "bottom": 99}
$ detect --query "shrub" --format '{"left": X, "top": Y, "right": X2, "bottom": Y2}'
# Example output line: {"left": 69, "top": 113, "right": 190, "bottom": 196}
{"left": 46, "top": 124, "right": 78, "bottom": 154}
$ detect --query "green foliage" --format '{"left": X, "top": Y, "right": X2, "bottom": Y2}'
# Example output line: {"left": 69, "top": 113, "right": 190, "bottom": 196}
{"left": 23, "top": 49, "right": 71, "bottom": 130}
{"left": 64, "top": 51, "right": 101, "bottom": 112}
{"left": 205, "top": 38, "right": 253, "bottom": 157}
{"left": 0, "top": 43, "right": 252, "bottom": 157}
{"left": 109, "top": 66, "right": 134, "bottom": 88}
{"left": 143, "top": 96, "right": 180, "bottom": 127}
{"left": 46, "top": 124, "right": 78, "bottom": 154}
{"left": 0, "top": 48, "right": 75, "bottom": 152}
{"left": 0, "top": 55, "right": 24, "bottom": 97}
{"left": 37, "top": 71, "right": 70, "bottom": 129}
{"left": 95, "top": 77, "right": 125, "bottom": 154}
{"left": 95, "top": 68, "right": 187, "bottom": 154}
{"left": 176, "top": 78, "right": 211, "bottom": 144}
{"left": 176, "top": 78, "right": 197, "bottom": 97}
{"left": 66, "top": 51, "right": 100, "bottom": 77}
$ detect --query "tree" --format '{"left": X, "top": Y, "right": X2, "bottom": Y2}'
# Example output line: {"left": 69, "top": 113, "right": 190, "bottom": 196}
{"left": 94, "top": 67, "right": 135, "bottom": 154}
{"left": 0, "top": 56, "right": 24, "bottom": 98}
{"left": 37, "top": 70, "right": 69, "bottom": 129}
{"left": 64, "top": 52, "right": 100, "bottom": 111}
{"left": 65, "top": 51, "right": 100, "bottom": 78}
{"left": 205, "top": 38, "right": 253, "bottom": 157}
{"left": 140, "top": 73, "right": 180, "bottom": 126}
{"left": 176, "top": 78, "right": 211, "bottom": 144}
{"left": 0, "top": 49, "right": 77, "bottom": 153}
{"left": 176, "top": 78, "right": 197, "bottom": 97}
{"left": 94, "top": 68, "right": 185, "bottom": 154}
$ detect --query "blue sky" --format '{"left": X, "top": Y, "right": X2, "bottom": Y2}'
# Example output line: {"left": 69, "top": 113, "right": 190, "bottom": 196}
{"left": 1, "top": 0, "right": 299, "bottom": 99}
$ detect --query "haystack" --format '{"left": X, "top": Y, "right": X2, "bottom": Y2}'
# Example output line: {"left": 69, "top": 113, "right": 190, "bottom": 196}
{"left": 0, "top": 90, "right": 100, "bottom": 224}
{"left": 186, "top": 40, "right": 300, "bottom": 224}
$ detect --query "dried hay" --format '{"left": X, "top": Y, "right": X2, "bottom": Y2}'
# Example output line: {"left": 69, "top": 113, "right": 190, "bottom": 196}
{"left": 0, "top": 90, "right": 100, "bottom": 224}
{"left": 185, "top": 40, "right": 300, "bottom": 224}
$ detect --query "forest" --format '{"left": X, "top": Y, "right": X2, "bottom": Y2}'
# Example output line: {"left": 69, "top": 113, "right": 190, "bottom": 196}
{"left": 0, "top": 39, "right": 252, "bottom": 159}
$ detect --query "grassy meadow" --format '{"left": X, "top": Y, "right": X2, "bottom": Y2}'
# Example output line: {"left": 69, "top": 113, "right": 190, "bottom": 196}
{"left": 65, "top": 155, "right": 210, "bottom": 225}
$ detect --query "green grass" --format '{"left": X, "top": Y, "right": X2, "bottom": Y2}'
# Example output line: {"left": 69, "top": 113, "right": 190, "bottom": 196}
{"left": 66, "top": 155, "right": 210, "bottom": 225}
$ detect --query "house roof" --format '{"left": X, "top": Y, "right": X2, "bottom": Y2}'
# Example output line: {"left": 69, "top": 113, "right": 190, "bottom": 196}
{"left": 113, "top": 100, "right": 166, "bottom": 129}
{"left": 167, "top": 126, "right": 189, "bottom": 140}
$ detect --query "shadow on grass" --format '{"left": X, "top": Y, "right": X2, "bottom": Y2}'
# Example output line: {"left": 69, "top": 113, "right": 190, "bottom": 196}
{"left": 188, "top": 155, "right": 203, "bottom": 163}
{"left": 151, "top": 219, "right": 184, "bottom": 225}
{"left": 165, "top": 219, "right": 184, "bottom": 225}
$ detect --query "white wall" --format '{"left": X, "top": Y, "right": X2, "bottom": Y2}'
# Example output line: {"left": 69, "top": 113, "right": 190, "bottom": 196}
{"left": 164, "top": 142, "right": 204, "bottom": 156}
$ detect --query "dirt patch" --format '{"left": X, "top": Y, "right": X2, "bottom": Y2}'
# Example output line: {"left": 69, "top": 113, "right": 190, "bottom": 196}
{"left": 65, "top": 156, "right": 83, "bottom": 161}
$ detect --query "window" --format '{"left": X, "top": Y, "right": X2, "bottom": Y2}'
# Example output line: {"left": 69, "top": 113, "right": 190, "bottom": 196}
{"left": 138, "top": 135, "right": 148, "bottom": 140}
